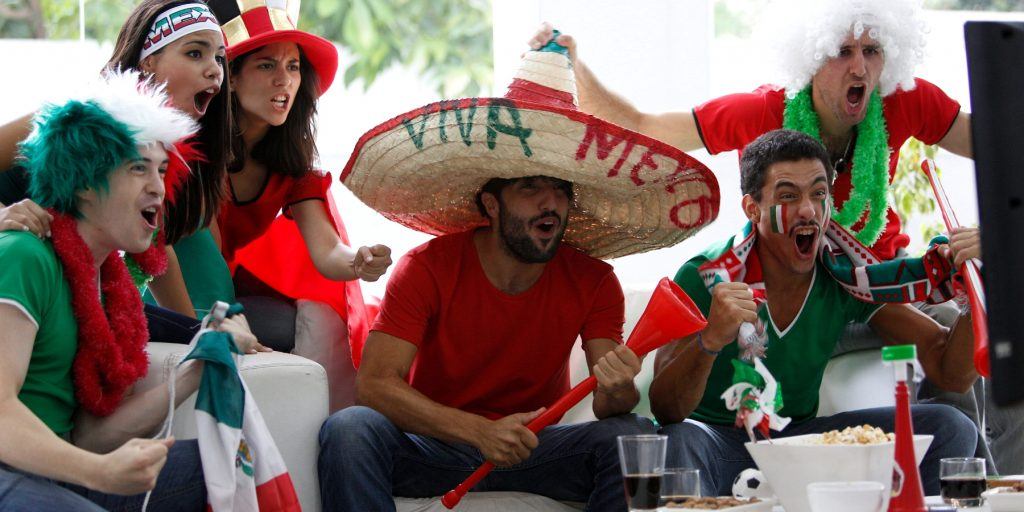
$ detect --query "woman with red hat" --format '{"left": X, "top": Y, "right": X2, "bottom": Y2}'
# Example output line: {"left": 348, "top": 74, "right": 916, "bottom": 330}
{"left": 193, "top": 0, "right": 391, "bottom": 358}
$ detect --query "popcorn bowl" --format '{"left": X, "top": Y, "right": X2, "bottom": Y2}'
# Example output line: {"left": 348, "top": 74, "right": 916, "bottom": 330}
{"left": 745, "top": 433, "right": 933, "bottom": 512}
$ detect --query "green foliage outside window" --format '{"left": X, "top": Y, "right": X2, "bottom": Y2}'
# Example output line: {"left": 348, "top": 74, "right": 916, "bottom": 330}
{"left": 892, "top": 138, "right": 945, "bottom": 249}
{"left": 300, "top": 0, "right": 492, "bottom": 97}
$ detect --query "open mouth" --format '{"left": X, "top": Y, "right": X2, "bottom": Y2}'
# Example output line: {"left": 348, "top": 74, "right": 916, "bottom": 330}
{"left": 846, "top": 84, "right": 866, "bottom": 112}
{"left": 140, "top": 206, "right": 160, "bottom": 230}
{"left": 193, "top": 87, "right": 218, "bottom": 117}
{"left": 532, "top": 215, "right": 561, "bottom": 237}
{"left": 792, "top": 225, "right": 819, "bottom": 257}
{"left": 271, "top": 94, "right": 290, "bottom": 111}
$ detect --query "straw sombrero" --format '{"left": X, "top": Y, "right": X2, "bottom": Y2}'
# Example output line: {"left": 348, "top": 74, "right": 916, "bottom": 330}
{"left": 208, "top": 0, "right": 338, "bottom": 94}
{"left": 341, "top": 35, "right": 720, "bottom": 259}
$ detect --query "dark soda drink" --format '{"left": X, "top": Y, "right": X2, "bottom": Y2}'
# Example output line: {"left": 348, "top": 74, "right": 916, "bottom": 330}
{"left": 623, "top": 473, "right": 661, "bottom": 510}
{"left": 940, "top": 476, "right": 986, "bottom": 507}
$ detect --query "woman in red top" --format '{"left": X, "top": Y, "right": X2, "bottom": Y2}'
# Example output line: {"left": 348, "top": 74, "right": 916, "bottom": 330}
{"left": 204, "top": 0, "right": 391, "bottom": 352}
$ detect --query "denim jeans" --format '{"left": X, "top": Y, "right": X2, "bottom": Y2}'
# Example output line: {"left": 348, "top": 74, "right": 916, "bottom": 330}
{"left": 0, "top": 439, "right": 206, "bottom": 511}
{"left": 660, "top": 404, "right": 977, "bottom": 497}
{"left": 318, "top": 406, "right": 656, "bottom": 511}
{"left": 144, "top": 303, "right": 201, "bottom": 344}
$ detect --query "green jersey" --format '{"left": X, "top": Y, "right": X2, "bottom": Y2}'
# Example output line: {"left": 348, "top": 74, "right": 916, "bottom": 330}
{"left": 0, "top": 231, "right": 79, "bottom": 434}
{"left": 674, "top": 236, "right": 882, "bottom": 425}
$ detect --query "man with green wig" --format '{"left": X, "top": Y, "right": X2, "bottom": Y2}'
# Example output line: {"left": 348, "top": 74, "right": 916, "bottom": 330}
{"left": 0, "top": 70, "right": 257, "bottom": 511}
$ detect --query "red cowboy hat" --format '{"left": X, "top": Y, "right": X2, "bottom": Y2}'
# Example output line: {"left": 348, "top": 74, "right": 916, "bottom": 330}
{"left": 208, "top": 0, "right": 338, "bottom": 95}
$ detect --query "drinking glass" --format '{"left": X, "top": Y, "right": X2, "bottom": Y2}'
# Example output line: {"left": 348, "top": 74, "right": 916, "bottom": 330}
{"left": 617, "top": 435, "right": 667, "bottom": 511}
{"left": 940, "top": 457, "right": 987, "bottom": 507}
{"left": 659, "top": 468, "right": 701, "bottom": 507}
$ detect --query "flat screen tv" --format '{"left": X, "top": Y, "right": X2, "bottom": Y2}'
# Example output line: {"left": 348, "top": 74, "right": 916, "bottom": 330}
{"left": 965, "top": 20, "right": 1024, "bottom": 406}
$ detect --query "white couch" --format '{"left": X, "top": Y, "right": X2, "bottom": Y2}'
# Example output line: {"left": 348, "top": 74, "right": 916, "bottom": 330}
{"left": 144, "top": 287, "right": 894, "bottom": 512}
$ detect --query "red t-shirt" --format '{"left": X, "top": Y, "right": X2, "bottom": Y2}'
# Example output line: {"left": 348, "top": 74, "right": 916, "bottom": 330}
{"left": 372, "top": 230, "right": 625, "bottom": 420}
{"left": 693, "top": 78, "right": 961, "bottom": 260}
{"left": 217, "top": 170, "right": 331, "bottom": 265}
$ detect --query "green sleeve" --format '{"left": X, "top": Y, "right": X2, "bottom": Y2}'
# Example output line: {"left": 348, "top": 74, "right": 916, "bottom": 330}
{"left": 673, "top": 257, "right": 712, "bottom": 319}
{"left": 843, "top": 289, "right": 885, "bottom": 324}
{"left": 0, "top": 233, "right": 59, "bottom": 326}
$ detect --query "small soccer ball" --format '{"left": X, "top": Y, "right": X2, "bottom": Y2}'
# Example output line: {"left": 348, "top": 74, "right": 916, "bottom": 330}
{"left": 732, "top": 468, "right": 774, "bottom": 499}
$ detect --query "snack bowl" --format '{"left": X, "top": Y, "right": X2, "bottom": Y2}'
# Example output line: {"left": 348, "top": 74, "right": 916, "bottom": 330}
{"left": 745, "top": 433, "right": 933, "bottom": 512}
{"left": 982, "top": 486, "right": 1024, "bottom": 512}
{"left": 662, "top": 496, "right": 776, "bottom": 511}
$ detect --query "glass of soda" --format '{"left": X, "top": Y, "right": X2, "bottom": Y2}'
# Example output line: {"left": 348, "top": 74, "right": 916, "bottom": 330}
{"left": 660, "top": 468, "right": 701, "bottom": 507}
{"left": 617, "top": 434, "right": 667, "bottom": 511}
{"left": 940, "top": 457, "right": 987, "bottom": 507}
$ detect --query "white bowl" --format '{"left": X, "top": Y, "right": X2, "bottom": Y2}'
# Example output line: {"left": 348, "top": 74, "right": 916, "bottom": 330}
{"left": 745, "top": 433, "right": 933, "bottom": 512}
{"left": 807, "top": 481, "right": 886, "bottom": 512}
{"left": 982, "top": 487, "right": 1024, "bottom": 512}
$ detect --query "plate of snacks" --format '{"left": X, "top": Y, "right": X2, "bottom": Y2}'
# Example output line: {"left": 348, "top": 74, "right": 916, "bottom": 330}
{"left": 745, "top": 425, "right": 932, "bottom": 512}
{"left": 661, "top": 496, "right": 776, "bottom": 511}
{"left": 982, "top": 480, "right": 1024, "bottom": 512}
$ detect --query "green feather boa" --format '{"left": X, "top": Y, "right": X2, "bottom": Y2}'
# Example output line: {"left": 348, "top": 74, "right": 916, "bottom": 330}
{"left": 783, "top": 87, "right": 889, "bottom": 246}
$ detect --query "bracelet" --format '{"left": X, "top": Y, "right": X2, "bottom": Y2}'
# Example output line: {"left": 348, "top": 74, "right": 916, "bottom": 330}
{"left": 696, "top": 333, "right": 721, "bottom": 356}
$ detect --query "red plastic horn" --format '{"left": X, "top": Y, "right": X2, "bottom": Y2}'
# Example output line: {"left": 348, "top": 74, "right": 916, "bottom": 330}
{"left": 921, "top": 159, "right": 990, "bottom": 377}
{"left": 441, "top": 278, "right": 707, "bottom": 509}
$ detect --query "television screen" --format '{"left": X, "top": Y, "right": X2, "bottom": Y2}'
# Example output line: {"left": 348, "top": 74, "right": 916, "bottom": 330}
{"left": 965, "top": 20, "right": 1024, "bottom": 406}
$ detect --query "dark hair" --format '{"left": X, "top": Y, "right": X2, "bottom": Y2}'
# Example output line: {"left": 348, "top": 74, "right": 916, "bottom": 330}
{"left": 229, "top": 47, "right": 320, "bottom": 178}
{"left": 108, "top": 0, "right": 236, "bottom": 243}
{"left": 474, "top": 176, "right": 574, "bottom": 219}
{"left": 739, "top": 129, "right": 834, "bottom": 201}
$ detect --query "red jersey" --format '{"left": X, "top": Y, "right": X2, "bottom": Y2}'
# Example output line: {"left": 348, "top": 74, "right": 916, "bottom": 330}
{"left": 372, "top": 230, "right": 625, "bottom": 420}
{"left": 218, "top": 170, "right": 330, "bottom": 266}
{"left": 693, "top": 78, "right": 961, "bottom": 260}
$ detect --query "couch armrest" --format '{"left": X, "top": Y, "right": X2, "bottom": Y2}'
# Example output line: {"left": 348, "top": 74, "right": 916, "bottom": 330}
{"left": 139, "top": 342, "right": 329, "bottom": 512}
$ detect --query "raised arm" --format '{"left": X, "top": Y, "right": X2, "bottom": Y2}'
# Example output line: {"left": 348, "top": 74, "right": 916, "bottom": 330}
{"left": 937, "top": 111, "right": 972, "bottom": 158}
{"left": 290, "top": 199, "right": 393, "bottom": 282}
{"left": 649, "top": 282, "right": 757, "bottom": 424}
{"left": 868, "top": 303, "right": 976, "bottom": 393}
{"left": 528, "top": 23, "right": 705, "bottom": 152}
{"left": 358, "top": 331, "right": 543, "bottom": 467}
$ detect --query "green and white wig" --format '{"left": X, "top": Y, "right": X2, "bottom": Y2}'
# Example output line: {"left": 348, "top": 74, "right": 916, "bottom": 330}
{"left": 764, "top": 0, "right": 929, "bottom": 98}
{"left": 21, "top": 69, "right": 198, "bottom": 216}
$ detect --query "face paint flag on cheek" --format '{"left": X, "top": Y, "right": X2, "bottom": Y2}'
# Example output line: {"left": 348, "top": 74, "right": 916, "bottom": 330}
{"left": 770, "top": 204, "right": 788, "bottom": 234}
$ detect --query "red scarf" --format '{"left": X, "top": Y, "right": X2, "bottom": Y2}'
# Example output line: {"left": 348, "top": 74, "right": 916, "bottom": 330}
{"left": 49, "top": 211, "right": 152, "bottom": 416}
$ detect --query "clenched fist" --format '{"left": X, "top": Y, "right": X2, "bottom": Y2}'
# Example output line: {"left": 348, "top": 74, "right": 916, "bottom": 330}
{"left": 702, "top": 282, "right": 758, "bottom": 352}
{"left": 353, "top": 244, "right": 393, "bottom": 282}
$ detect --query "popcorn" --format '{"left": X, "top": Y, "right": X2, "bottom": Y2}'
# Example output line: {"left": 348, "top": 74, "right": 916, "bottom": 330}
{"left": 813, "top": 425, "right": 895, "bottom": 445}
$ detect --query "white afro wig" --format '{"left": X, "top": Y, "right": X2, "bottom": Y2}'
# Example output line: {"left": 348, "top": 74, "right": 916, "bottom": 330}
{"left": 763, "top": 0, "right": 929, "bottom": 97}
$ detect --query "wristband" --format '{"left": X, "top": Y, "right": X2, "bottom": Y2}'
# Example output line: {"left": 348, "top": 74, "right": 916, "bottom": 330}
{"left": 696, "top": 333, "right": 721, "bottom": 356}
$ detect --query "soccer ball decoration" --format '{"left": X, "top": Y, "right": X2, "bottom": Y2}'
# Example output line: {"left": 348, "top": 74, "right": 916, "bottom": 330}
{"left": 732, "top": 468, "right": 774, "bottom": 499}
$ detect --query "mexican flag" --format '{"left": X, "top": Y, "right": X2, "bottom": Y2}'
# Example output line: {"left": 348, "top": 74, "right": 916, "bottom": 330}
{"left": 183, "top": 330, "right": 300, "bottom": 511}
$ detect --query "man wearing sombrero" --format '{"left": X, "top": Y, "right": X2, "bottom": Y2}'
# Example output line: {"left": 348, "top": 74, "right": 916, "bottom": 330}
{"left": 318, "top": 39, "right": 719, "bottom": 509}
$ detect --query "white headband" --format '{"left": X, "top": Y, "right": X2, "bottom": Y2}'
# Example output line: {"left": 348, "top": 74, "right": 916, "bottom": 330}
{"left": 139, "top": 3, "right": 221, "bottom": 61}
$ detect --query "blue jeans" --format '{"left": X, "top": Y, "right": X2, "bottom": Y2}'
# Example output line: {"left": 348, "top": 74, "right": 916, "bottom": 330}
{"left": 0, "top": 439, "right": 206, "bottom": 511}
{"left": 144, "top": 303, "right": 201, "bottom": 344}
{"left": 318, "top": 406, "right": 656, "bottom": 511}
{"left": 660, "top": 405, "right": 977, "bottom": 497}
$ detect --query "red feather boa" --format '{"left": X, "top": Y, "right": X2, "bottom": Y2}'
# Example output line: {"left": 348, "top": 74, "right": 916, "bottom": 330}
{"left": 49, "top": 211, "right": 149, "bottom": 416}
